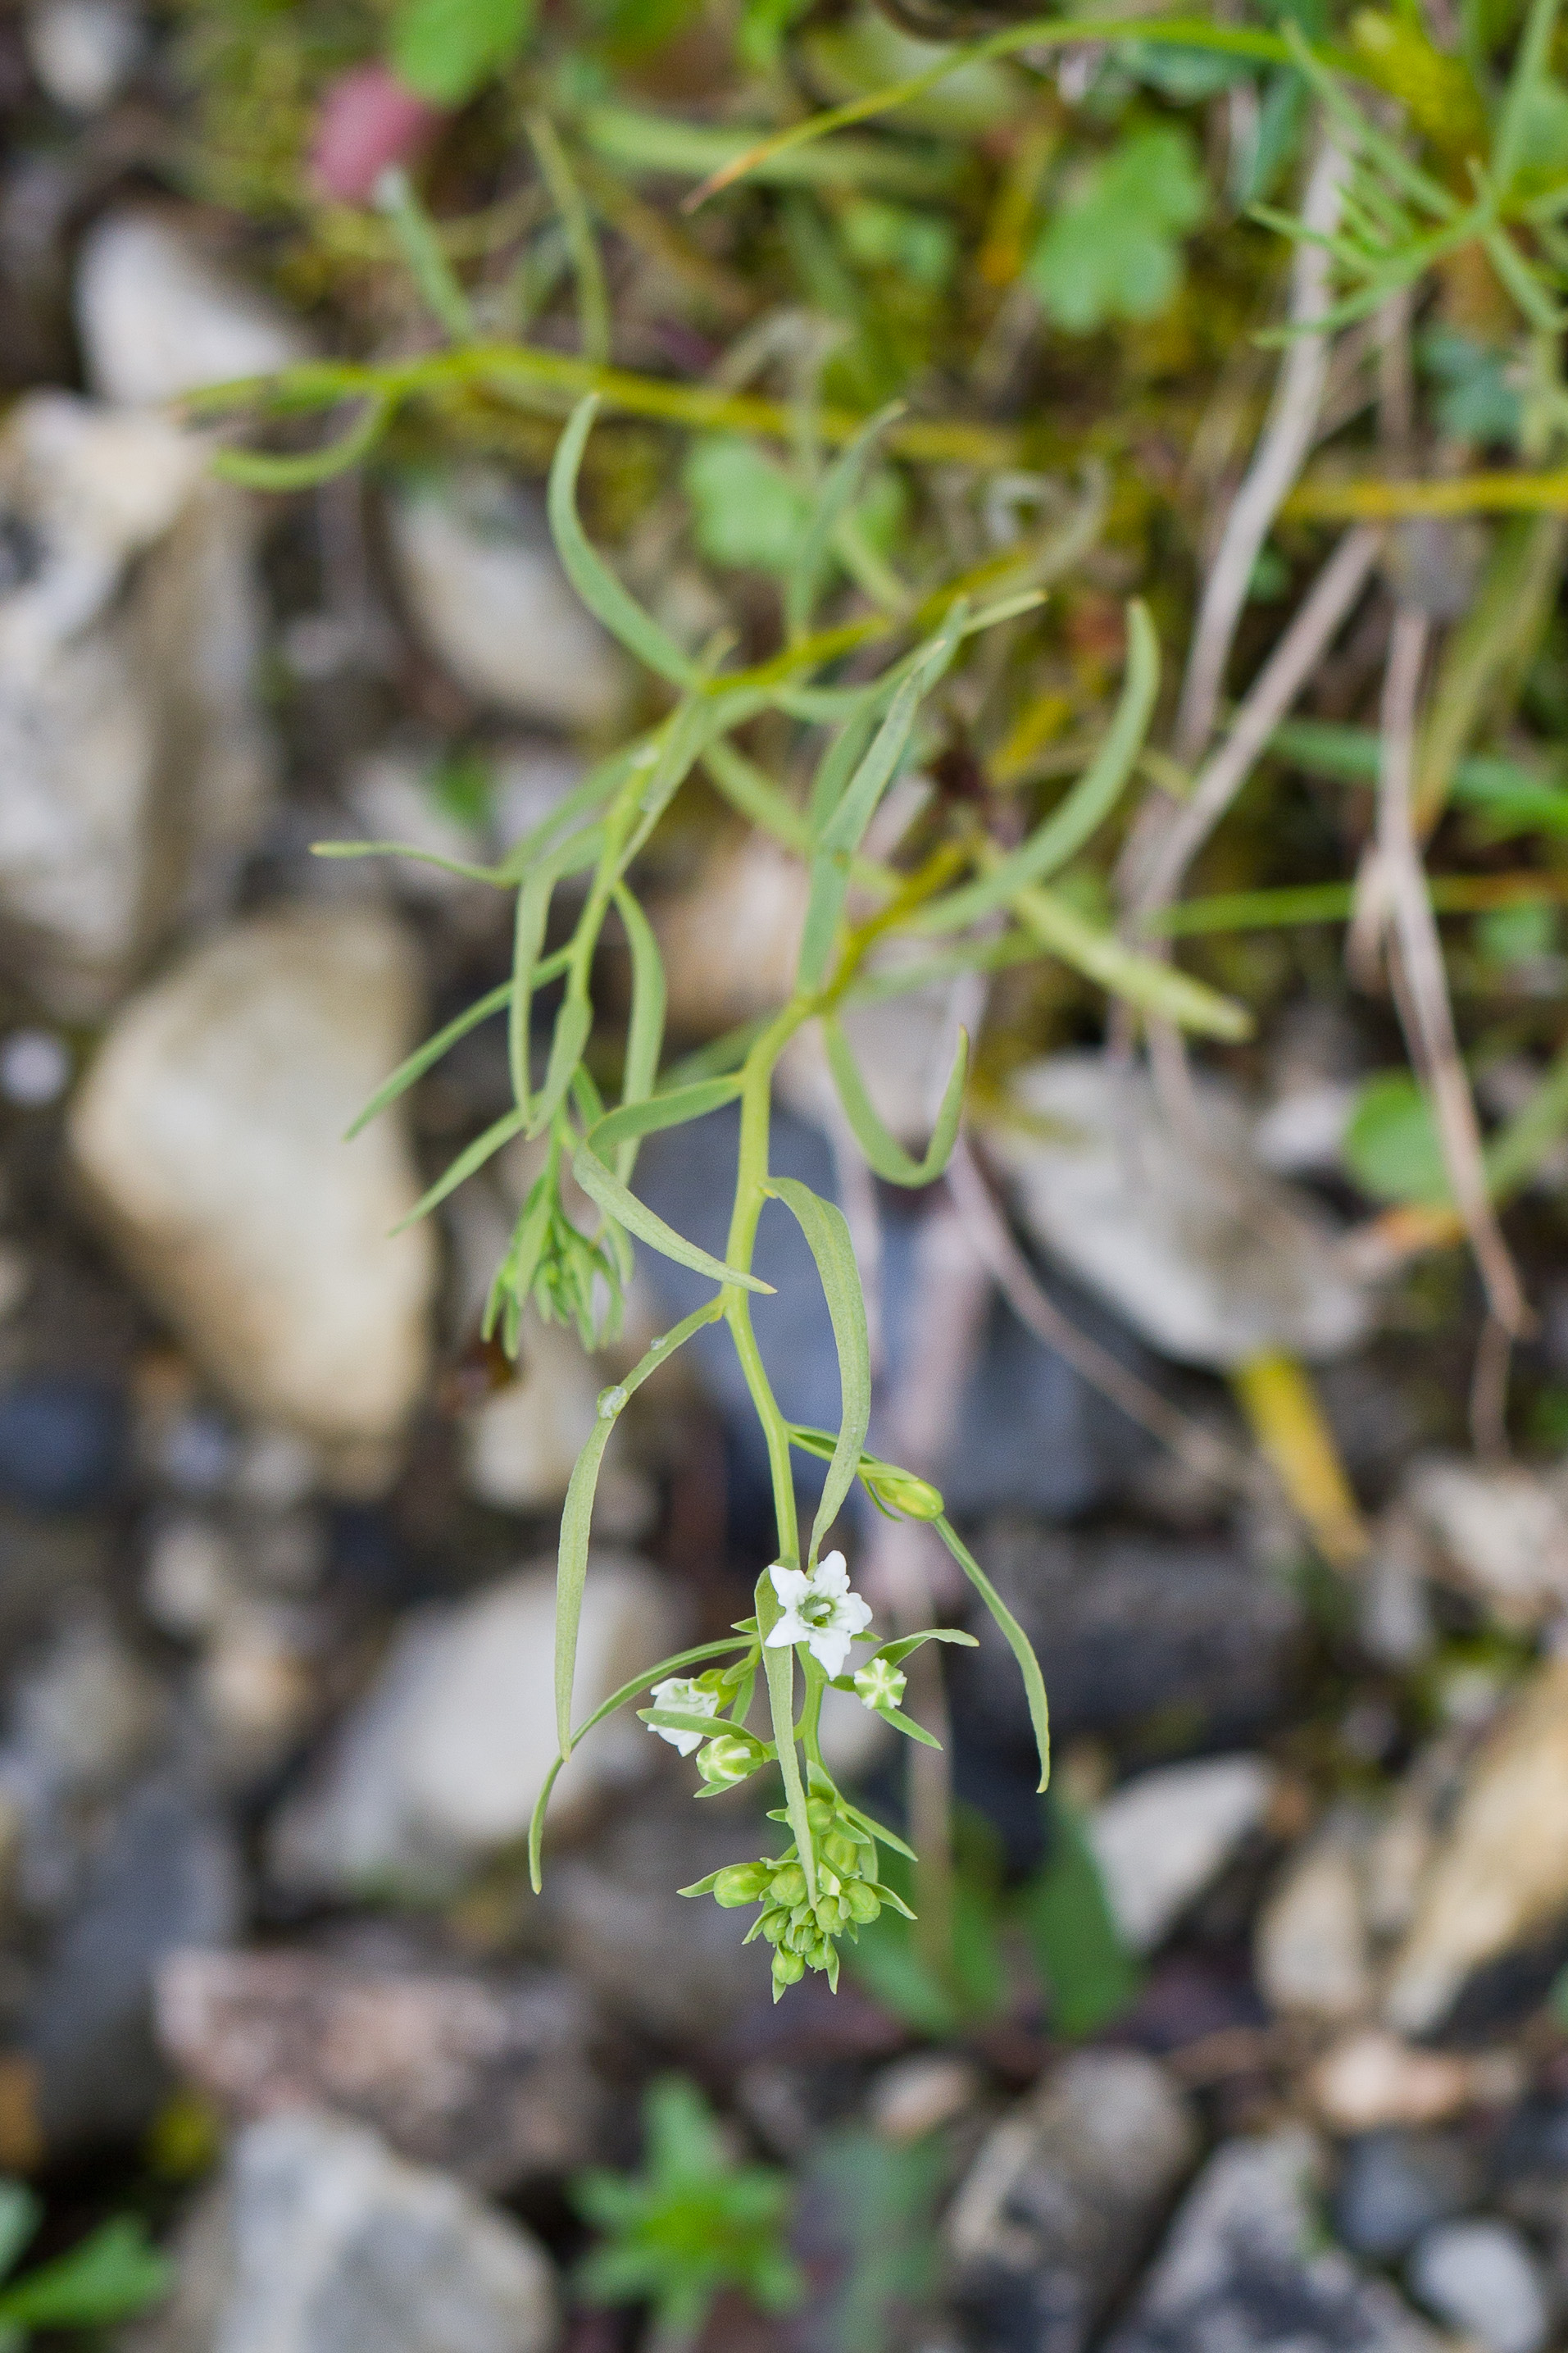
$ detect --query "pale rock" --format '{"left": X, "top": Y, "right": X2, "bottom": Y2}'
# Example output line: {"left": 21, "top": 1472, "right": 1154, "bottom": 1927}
{"left": 1105, "top": 2128, "right": 1441, "bottom": 2353}
{"left": 870, "top": 2052, "right": 983, "bottom": 2143}
{"left": 1384, "top": 1655, "right": 1568, "bottom": 2033}
{"left": 269, "top": 1555, "right": 678, "bottom": 1899}
{"left": 1308, "top": 2028, "right": 1522, "bottom": 2133}
{"left": 387, "top": 472, "right": 625, "bottom": 730}
{"left": 653, "top": 832, "right": 809, "bottom": 1035}
{"left": 986, "top": 1054, "right": 1370, "bottom": 1368}
{"left": 948, "top": 2050, "right": 1197, "bottom": 2353}
{"left": 1405, "top": 1454, "right": 1568, "bottom": 1628}
{"left": 197, "top": 1601, "right": 320, "bottom": 1774}
{"left": 461, "top": 1318, "right": 602, "bottom": 1516}
{"left": 143, "top": 1515, "right": 243, "bottom": 1639}
{"left": 1359, "top": 1510, "right": 1437, "bottom": 1668}
{"left": 25, "top": 0, "right": 141, "bottom": 109}
{"left": 1252, "top": 1079, "right": 1357, "bottom": 1176}
{"left": 1257, "top": 1814, "right": 1375, "bottom": 2022}
{"left": 1089, "top": 1754, "right": 1276, "bottom": 1954}
{"left": 1407, "top": 2219, "right": 1549, "bottom": 2353}
{"left": 121, "top": 2110, "right": 558, "bottom": 2353}
{"left": 10, "top": 1615, "right": 165, "bottom": 1799}
{"left": 70, "top": 908, "right": 436, "bottom": 1454}
{"left": 75, "top": 209, "right": 307, "bottom": 407}
{"left": 491, "top": 744, "right": 585, "bottom": 851}
{"left": 0, "top": 394, "right": 272, "bottom": 1013}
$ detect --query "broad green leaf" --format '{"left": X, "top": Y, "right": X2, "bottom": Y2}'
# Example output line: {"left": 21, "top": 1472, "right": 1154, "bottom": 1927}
{"left": 684, "top": 438, "right": 813, "bottom": 576}
{"left": 1018, "top": 1798, "right": 1141, "bottom": 2038}
{"left": 589, "top": 1076, "right": 746, "bottom": 1160}
{"left": 935, "top": 1515, "right": 1050, "bottom": 1791}
{"left": 571, "top": 1146, "right": 775, "bottom": 1293}
{"left": 1343, "top": 1072, "right": 1450, "bottom": 1204}
{"left": 824, "top": 1016, "right": 968, "bottom": 1186}
{"left": 0, "top": 2218, "right": 169, "bottom": 2330}
{"left": 392, "top": 0, "right": 535, "bottom": 104}
{"left": 915, "top": 601, "right": 1159, "bottom": 935}
{"left": 1029, "top": 125, "right": 1207, "bottom": 333}
{"left": 1012, "top": 881, "right": 1252, "bottom": 1039}
{"left": 553, "top": 1303, "right": 728, "bottom": 1757}
{"left": 529, "top": 1632, "right": 748, "bottom": 1888}
{"left": 548, "top": 398, "right": 698, "bottom": 689}
{"left": 765, "top": 1178, "right": 871, "bottom": 1558}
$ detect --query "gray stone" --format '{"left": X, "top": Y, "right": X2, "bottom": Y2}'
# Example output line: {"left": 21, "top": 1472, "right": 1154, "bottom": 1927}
{"left": 70, "top": 908, "right": 437, "bottom": 1460}
{"left": 1405, "top": 1456, "right": 1568, "bottom": 1630}
{"left": 948, "top": 1519, "right": 1304, "bottom": 1764}
{"left": 948, "top": 2050, "right": 1197, "bottom": 2353}
{"left": 1089, "top": 1755, "right": 1277, "bottom": 1954}
{"left": 269, "top": 1556, "right": 678, "bottom": 1900}
{"left": 1106, "top": 2128, "right": 1442, "bottom": 2353}
{"left": 1333, "top": 2132, "right": 1482, "bottom": 2263}
{"left": 1257, "top": 1814, "right": 1375, "bottom": 2023}
{"left": 75, "top": 209, "right": 307, "bottom": 407}
{"left": 986, "top": 1054, "right": 1370, "bottom": 1368}
{"left": 25, "top": 0, "right": 141, "bottom": 110}
{"left": 156, "top": 1947, "right": 602, "bottom": 2192}
{"left": 22, "top": 1777, "right": 242, "bottom": 2156}
{"left": 124, "top": 2111, "right": 558, "bottom": 2353}
{"left": 386, "top": 472, "right": 624, "bottom": 730}
{"left": 1407, "top": 2219, "right": 1550, "bottom": 2353}
{"left": 0, "top": 394, "right": 272, "bottom": 1013}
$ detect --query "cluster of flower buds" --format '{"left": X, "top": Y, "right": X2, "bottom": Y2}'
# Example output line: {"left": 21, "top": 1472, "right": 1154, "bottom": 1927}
{"left": 682, "top": 1783, "right": 913, "bottom": 1999}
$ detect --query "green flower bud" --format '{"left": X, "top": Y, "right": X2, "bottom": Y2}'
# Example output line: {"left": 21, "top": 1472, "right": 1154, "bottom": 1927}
{"left": 698, "top": 1735, "right": 764, "bottom": 1788}
{"left": 823, "top": 1830, "right": 860, "bottom": 1873}
{"left": 770, "top": 1864, "right": 807, "bottom": 1906}
{"left": 772, "top": 1946, "right": 805, "bottom": 1987}
{"left": 761, "top": 1908, "right": 790, "bottom": 1944}
{"left": 806, "top": 1798, "right": 837, "bottom": 1832}
{"left": 844, "top": 1881, "right": 882, "bottom": 1924}
{"left": 864, "top": 1464, "right": 946, "bottom": 1520}
{"left": 712, "top": 1862, "right": 770, "bottom": 1908}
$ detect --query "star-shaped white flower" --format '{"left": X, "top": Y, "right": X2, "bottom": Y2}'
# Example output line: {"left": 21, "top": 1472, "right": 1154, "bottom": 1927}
{"left": 853, "top": 1655, "right": 907, "bottom": 1714}
{"left": 648, "top": 1676, "right": 721, "bottom": 1757}
{"left": 764, "top": 1550, "right": 873, "bottom": 1678}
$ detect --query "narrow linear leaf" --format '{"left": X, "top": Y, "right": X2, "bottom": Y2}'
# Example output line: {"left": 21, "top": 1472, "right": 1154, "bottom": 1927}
{"left": 392, "top": 1103, "right": 529, "bottom": 1232}
{"left": 548, "top": 397, "right": 698, "bottom": 688}
{"left": 935, "top": 1514, "right": 1050, "bottom": 1790}
{"left": 818, "top": 647, "right": 938, "bottom": 858}
{"left": 797, "top": 849, "right": 852, "bottom": 992}
{"left": 529, "top": 991, "right": 594, "bottom": 1139}
{"left": 554, "top": 1302, "right": 728, "bottom": 1756}
{"left": 765, "top": 1177, "right": 870, "bottom": 1557}
{"left": 529, "top": 1632, "right": 750, "bottom": 1889}
{"left": 786, "top": 400, "right": 905, "bottom": 642}
{"left": 1012, "top": 882, "right": 1252, "bottom": 1039}
{"left": 878, "top": 1706, "right": 943, "bottom": 1748}
{"left": 588, "top": 1074, "right": 746, "bottom": 1159}
{"left": 210, "top": 393, "right": 394, "bottom": 491}
{"left": 702, "top": 737, "right": 811, "bottom": 852}
{"left": 311, "top": 839, "right": 504, "bottom": 885}
{"left": 572, "top": 1146, "right": 775, "bottom": 1292}
{"left": 824, "top": 1017, "right": 968, "bottom": 1186}
{"left": 915, "top": 600, "right": 1159, "bottom": 934}
{"left": 347, "top": 981, "right": 511, "bottom": 1140}
{"left": 870, "top": 1628, "right": 980, "bottom": 1665}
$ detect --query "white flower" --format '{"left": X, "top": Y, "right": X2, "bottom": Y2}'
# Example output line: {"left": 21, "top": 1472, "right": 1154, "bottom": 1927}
{"left": 764, "top": 1550, "right": 874, "bottom": 1678}
{"left": 853, "top": 1655, "right": 907, "bottom": 1714}
{"left": 648, "top": 1676, "right": 721, "bottom": 1757}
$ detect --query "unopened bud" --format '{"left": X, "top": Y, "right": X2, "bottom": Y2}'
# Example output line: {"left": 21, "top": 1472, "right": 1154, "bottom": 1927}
{"left": 844, "top": 1881, "right": 882, "bottom": 1924}
{"left": 864, "top": 1463, "right": 945, "bottom": 1520}
{"left": 770, "top": 1864, "right": 807, "bottom": 1906}
{"left": 712, "top": 1862, "right": 770, "bottom": 1908}
{"left": 824, "top": 1830, "right": 860, "bottom": 1873}
{"left": 772, "top": 1946, "right": 804, "bottom": 1987}
{"left": 698, "top": 1735, "right": 763, "bottom": 1788}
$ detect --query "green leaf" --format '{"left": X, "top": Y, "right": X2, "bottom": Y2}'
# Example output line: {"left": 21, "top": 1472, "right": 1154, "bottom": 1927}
{"left": 0, "top": 2187, "right": 39, "bottom": 2288}
{"left": 552, "top": 1302, "right": 729, "bottom": 1758}
{"left": 548, "top": 398, "right": 698, "bottom": 689}
{"left": 1011, "top": 881, "right": 1252, "bottom": 1039}
{"left": 0, "top": 2218, "right": 169, "bottom": 2330}
{"left": 914, "top": 601, "right": 1160, "bottom": 934}
{"left": 785, "top": 402, "right": 904, "bottom": 640}
{"left": 764, "top": 1178, "right": 871, "bottom": 1559}
{"left": 824, "top": 1017, "right": 968, "bottom": 1186}
{"left": 1029, "top": 125, "right": 1208, "bottom": 333}
{"left": 1018, "top": 1797, "right": 1142, "bottom": 2039}
{"left": 392, "top": 1102, "right": 529, "bottom": 1231}
{"left": 392, "top": 0, "right": 535, "bottom": 105}
{"left": 211, "top": 394, "right": 395, "bottom": 490}
{"left": 571, "top": 1146, "right": 775, "bottom": 1293}
{"left": 1343, "top": 1072, "right": 1451, "bottom": 1205}
{"left": 611, "top": 881, "right": 666, "bottom": 1181}
{"left": 684, "top": 438, "right": 813, "bottom": 576}
{"left": 934, "top": 1516, "right": 1050, "bottom": 1791}
{"left": 588, "top": 1076, "right": 746, "bottom": 1160}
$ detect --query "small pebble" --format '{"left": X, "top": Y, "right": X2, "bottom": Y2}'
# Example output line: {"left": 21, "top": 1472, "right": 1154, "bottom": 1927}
{"left": 143, "top": 1516, "right": 239, "bottom": 1639}
{"left": 869, "top": 2053, "right": 982, "bottom": 2142}
{"left": 1333, "top": 2128, "right": 1481, "bottom": 2261}
{"left": 1407, "top": 2218, "right": 1550, "bottom": 2353}
{"left": 0, "top": 1029, "right": 70, "bottom": 1108}
{"left": 0, "top": 1375, "right": 125, "bottom": 1510}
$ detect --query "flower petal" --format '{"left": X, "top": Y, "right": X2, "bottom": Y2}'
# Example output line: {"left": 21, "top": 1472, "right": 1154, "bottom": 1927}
{"left": 812, "top": 1550, "right": 850, "bottom": 1597}
{"left": 769, "top": 1563, "right": 811, "bottom": 1609}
